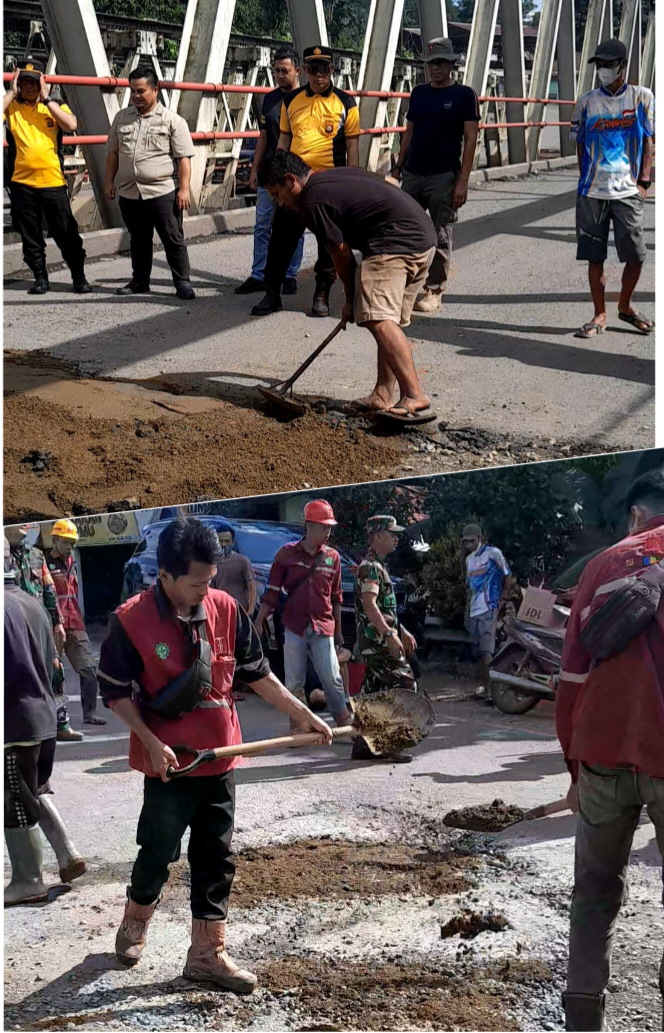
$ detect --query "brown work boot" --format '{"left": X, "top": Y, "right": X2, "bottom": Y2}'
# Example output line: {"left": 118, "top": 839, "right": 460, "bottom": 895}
{"left": 183, "top": 918, "right": 257, "bottom": 994}
{"left": 115, "top": 892, "right": 159, "bottom": 967}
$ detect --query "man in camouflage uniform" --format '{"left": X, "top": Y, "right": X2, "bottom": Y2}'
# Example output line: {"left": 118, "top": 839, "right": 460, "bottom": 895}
{"left": 5, "top": 524, "right": 83, "bottom": 742}
{"left": 353, "top": 515, "right": 417, "bottom": 762}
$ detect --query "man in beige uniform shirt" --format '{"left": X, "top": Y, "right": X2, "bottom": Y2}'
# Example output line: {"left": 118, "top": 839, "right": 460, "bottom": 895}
{"left": 105, "top": 65, "right": 196, "bottom": 300}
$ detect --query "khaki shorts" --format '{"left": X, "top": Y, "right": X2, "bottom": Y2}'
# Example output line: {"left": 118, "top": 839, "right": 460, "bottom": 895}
{"left": 354, "top": 247, "right": 435, "bottom": 328}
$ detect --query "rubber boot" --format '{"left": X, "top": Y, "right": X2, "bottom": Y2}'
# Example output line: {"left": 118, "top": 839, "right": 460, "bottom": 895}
{"left": 115, "top": 891, "right": 159, "bottom": 967}
{"left": 563, "top": 992, "right": 606, "bottom": 1032}
{"left": 4, "top": 825, "right": 48, "bottom": 906}
{"left": 39, "top": 796, "right": 87, "bottom": 883}
{"left": 183, "top": 918, "right": 257, "bottom": 994}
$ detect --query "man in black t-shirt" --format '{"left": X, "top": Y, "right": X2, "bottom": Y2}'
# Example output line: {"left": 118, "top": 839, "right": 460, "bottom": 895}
{"left": 259, "top": 151, "right": 437, "bottom": 425}
{"left": 235, "top": 47, "right": 304, "bottom": 296}
{"left": 392, "top": 37, "right": 479, "bottom": 314}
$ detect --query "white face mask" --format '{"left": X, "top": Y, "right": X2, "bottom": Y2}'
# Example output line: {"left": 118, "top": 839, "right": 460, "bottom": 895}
{"left": 597, "top": 65, "right": 622, "bottom": 86}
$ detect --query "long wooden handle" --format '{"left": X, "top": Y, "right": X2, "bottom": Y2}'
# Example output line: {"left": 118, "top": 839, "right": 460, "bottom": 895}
{"left": 522, "top": 797, "right": 569, "bottom": 821}
{"left": 279, "top": 322, "right": 344, "bottom": 393}
{"left": 209, "top": 725, "right": 354, "bottom": 760}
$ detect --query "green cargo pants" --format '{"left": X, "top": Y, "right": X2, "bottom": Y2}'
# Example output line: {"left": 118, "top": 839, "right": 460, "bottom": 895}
{"left": 564, "top": 763, "right": 664, "bottom": 1030}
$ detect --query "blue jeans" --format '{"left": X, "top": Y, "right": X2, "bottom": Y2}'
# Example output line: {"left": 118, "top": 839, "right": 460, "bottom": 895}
{"left": 283, "top": 626, "right": 348, "bottom": 721}
{"left": 251, "top": 186, "right": 304, "bottom": 283}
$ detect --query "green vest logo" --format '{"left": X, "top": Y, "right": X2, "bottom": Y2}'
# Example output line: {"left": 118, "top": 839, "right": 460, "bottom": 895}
{"left": 155, "top": 642, "right": 170, "bottom": 660}
{"left": 325, "top": 556, "right": 334, "bottom": 566}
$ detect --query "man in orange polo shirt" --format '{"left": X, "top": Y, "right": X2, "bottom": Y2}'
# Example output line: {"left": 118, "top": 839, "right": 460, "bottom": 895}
{"left": 98, "top": 518, "right": 331, "bottom": 992}
{"left": 3, "top": 58, "right": 90, "bottom": 295}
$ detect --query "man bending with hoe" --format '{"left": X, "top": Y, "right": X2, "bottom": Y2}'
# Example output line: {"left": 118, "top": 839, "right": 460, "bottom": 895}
{"left": 259, "top": 150, "right": 437, "bottom": 425}
{"left": 98, "top": 518, "right": 332, "bottom": 992}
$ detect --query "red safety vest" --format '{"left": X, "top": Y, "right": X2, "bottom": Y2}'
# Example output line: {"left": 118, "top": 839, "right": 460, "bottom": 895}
{"left": 116, "top": 586, "right": 242, "bottom": 778}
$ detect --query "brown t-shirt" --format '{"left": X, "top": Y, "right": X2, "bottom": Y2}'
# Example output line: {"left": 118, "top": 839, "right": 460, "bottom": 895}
{"left": 296, "top": 166, "right": 437, "bottom": 258}
{"left": 209, "top": 553, "right": 255, "bottom": 612}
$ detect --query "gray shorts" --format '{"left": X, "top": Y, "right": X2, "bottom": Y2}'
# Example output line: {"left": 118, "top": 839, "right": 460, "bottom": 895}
{"left": 465, "top": 608, "right": 498, "bottom": 658}
{"left": 576, "top": 193, "right": 646, "bottom": 264}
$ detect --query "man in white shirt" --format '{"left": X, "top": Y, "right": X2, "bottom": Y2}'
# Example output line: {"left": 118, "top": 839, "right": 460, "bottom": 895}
{"left": 570, "top": 39, "right": 654, "bottom": 339}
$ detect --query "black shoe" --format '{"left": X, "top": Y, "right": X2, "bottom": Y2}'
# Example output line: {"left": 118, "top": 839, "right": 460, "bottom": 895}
{"left": 83, "top": 714, "right": 107, "bottom": 726}
{"left": 311, "top": 291, "right": 330, "bottom": 317}
{"left": 251, "top": 293, "right": 283, "bottom": 317}
{"left": 234, "top": 276, "right": 266, "bottom": 295}
{"left": 282, "top": 277, "right": 298, "bottom": 296}
{"left": 175, "top": 280, "right": 196, "bottom": 300}
{"left": 73, "top": 278, "right": 92, "bottom": 294}
{"left": 28, "top": 278, "right": 49, "bottom": 295}
{"left": 117, "top": 281, "right": 150, "bottom": 296}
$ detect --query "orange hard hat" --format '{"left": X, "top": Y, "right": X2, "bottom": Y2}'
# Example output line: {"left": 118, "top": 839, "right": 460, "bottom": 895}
{"left": 51, "top": 518, "right": 79, "bottom": 541}
{"left": 303, "top": 500, "right": 337, "bottom": 526}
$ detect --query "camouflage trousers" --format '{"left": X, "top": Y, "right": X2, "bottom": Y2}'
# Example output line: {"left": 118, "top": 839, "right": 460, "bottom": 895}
{"left": 360, "top": 652, "right": 415, "bottom": 695}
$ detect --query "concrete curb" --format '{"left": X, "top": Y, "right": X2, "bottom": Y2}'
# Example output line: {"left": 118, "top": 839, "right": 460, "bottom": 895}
{"left": 3, "top": 161, "right": 577, "bottom": 276}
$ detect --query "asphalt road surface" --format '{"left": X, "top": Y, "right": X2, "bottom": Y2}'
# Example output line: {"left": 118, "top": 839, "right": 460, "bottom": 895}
{"left": 4, "top": 169, "right": 656, "bottom": 451}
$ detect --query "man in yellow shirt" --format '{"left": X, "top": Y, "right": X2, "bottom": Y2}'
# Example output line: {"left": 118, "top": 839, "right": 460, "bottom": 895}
{"left": 251, "top": 45, "right": 360, "bottom": 319}
{"left": 3, "top": 58, "right": 90, "bottom": 296}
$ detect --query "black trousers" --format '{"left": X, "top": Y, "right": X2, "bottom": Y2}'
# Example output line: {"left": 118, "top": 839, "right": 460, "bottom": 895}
{"left": 10, "top": 182, "right": 86, "bottom": 278}
{"left": 264, "top": 203, "right": 336, "bottom": 295}
{"left": 4, "top": 739, "right": 56, "bottom": 828}
{"left": 130, "top": 770, "right": 236, "bottom": 920}
{"left": 119, "top": 190, "right": 190, "bottom": 286}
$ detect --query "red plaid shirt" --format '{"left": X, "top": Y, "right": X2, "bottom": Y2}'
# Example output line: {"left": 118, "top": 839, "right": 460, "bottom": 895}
{"left": 261, "top": 540, "right": 343, "bottom": 637}
{"left": 46, "top": 552, "right": 85, "bottom": 633}
{"left": 556, "top": 516, "right": 664, "bottom": 780}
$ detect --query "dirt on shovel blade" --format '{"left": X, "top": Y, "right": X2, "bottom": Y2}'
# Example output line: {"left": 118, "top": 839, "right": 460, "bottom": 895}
{"left": 351, "top": 691, "right": 435, "bottom": 756}
{"left": 443, "top": 799, "right": 525, "bottom": 833}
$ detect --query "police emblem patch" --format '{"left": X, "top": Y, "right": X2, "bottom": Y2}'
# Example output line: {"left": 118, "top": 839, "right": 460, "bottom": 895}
{"left": 155, "top": 642, "right": 170, "bottom": 659}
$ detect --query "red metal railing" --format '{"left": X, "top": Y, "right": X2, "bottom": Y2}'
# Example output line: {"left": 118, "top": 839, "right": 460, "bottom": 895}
{"left": 2, "top": 71, "right": 573, "bottom": 146}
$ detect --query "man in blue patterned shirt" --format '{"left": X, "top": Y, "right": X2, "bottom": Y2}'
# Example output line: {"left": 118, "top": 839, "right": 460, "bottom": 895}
{"left": 570, "top": 39, "right": 654, "bottom": 340}
{"left": 463, "top": 524, "right": 513, "bottom": 698}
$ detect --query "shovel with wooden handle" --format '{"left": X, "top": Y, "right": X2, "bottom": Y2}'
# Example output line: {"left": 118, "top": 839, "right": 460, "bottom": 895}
{"left": 502, "top": 797, "right": 570, "bottom": 830}
{"left": 165, "top": 726, "right": 354, "bottom": 778}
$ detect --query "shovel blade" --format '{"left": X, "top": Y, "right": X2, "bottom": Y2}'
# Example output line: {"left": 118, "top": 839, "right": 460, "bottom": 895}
{"left": 257, "top": 385, "right": 307, "bottom": 418}
{"left": 351, "top": 689, "right": 436, "bottom": 755}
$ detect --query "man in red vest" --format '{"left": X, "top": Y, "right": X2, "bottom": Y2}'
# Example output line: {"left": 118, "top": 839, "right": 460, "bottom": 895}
{"left": 556, "top": 468, "right": 664, "bottom": 1032}
{"left": 98, "top": 518, "right": 332, "bottom": 993}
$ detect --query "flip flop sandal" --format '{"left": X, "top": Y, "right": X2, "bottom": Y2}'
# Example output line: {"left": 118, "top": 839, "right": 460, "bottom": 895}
{"left": 618, "top": 311, "right": 655, "bottom": 334}
{"left": 375, "top": 407, "right": 438, "bottom": 427}
{"left": 574, "top": 321, "right": 606, "bottom": 339}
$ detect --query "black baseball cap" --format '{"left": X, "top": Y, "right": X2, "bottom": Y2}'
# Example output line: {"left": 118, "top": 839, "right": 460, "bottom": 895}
{"left": 589, "top": 39, "right": 627, "bottom": 63}
{"left": 17, "top": 56, "right": 45, "bottom": 81}
{"left": 303, "top": 45, "right": 334, "bottom": 64}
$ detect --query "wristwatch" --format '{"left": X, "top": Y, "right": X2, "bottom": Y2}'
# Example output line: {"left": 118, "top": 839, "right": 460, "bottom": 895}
{"left": 44, "top": 96, "right": 55, "bottom": 105}
{"left": 384, "top": 628, "right": 396, "bottom": 639}
{"left": 637, "top": 179, "right": 651, "bottom": 189}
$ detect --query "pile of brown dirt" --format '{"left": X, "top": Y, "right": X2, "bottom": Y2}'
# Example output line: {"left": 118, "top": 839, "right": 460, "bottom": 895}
{"left": 3, "top": 357, "right": 404, "bottom": 522}
{"left": 443, "top": 800, "right": 525, "bottom": 833}
{"left": 163, "top": 838, "right": 478, "bottom": 910}
{"left": 440, "top": 908, "right": 510, "bottom": 939}
{"left": 252, "top": 954, "right": 549, "bottom": 1030}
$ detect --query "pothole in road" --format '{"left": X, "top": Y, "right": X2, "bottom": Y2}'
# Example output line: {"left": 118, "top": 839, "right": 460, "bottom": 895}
{"left": 162, "top": 837, "right": 479, "bottom": 911}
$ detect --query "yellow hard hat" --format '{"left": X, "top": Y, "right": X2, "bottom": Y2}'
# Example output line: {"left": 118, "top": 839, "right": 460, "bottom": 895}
{"left": 51, "top": 518, "right": 79, "bottom": 541}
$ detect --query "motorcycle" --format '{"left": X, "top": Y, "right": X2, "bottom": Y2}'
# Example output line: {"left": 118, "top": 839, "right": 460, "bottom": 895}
{"left": 488, "top": 605, "right": 568, "bottom": 715}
